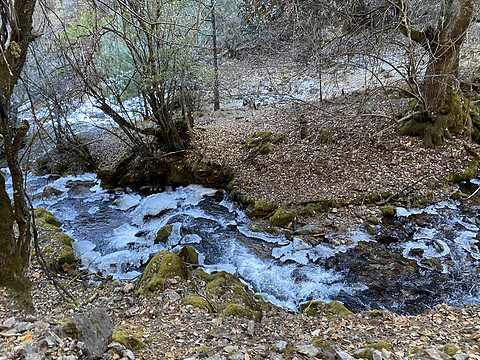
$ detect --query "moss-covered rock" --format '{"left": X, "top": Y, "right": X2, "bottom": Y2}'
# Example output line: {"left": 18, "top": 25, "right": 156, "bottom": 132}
{"left": 269, "top": 207, "right": 296, "bottom": 228}
{"left": 204, "top": 271, "right": 268, "bottom": 321}
{"left": 326, "top": 300, "right": 353, "bottom": 318}
{"left": 137, "top": 251, "right": 188, "bottom": 295}
{"left": 181, "top": 296, "right": 220, "bottom": 313}
{"left": 177, "top": 245, "right": 199, "bottom": 267}
{"left": 365, "top": 216, "right": 379, "bottom": 225}
{"left": 448, "top": 161, "right": 479, "bottom": 183}
{"left": 300, "top": 300, "right": 326, "bottom": 317}
{"left": 380, "top": 206, "right": 396, "bottom": 217}
{"left": 34, "top": 208, "right": 62, "bottom": 227}
{"left": 253, "top": 200, "right": 276, "bottom": 215}
{"left": 154, "top": 224, "right": 173, "bottom": 244}
{"left": 223, "top": 303, "right": 249, "bottom": 318}
{"left": 313, "top": 338, "right": 330, "bottom": 349}
{"left": 112, "top": 329, "right": 145, "bottom": 350}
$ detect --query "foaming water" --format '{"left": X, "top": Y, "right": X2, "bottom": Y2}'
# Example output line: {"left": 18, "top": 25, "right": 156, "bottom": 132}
{"left": 2, "top": 169, "right": 480, "bottom": 313}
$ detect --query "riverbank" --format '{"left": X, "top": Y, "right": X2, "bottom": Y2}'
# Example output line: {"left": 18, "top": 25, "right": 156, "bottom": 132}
{"left": 2, "top": 256, "right": 480, "bottom": 360}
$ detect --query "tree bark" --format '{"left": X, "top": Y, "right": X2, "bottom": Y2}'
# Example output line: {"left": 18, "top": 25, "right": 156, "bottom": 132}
{"left": 399, "top": 0, "right": 475, "bottom": 146}
{"left": 0, "top": 0, "right": 37, "bottom": 306}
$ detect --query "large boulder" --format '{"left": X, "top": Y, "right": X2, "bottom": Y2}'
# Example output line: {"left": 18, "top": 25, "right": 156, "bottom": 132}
{"left": 137, "top": 251, "right": 188, "bottom": 295}
{"left": 57, "top": 308, "right": 113, "bottom": 359}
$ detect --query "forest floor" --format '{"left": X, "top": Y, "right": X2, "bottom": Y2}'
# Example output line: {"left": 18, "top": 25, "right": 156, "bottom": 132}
{"left": 2, "top": 89, "right": 480, "bottom": 359}
{"left": 2, "top": 22, "right": 480, "bottom": 360}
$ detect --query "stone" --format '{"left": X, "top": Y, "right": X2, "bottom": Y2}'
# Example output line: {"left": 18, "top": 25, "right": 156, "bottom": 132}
{"left": 122, "top": 283, "right": 135, "bottom": 294}
{"left": 453, "top": 354, "right": 468, "bottom": 360}
{"left": 3, "top": 316, "right": 17, "bottom": 328}
{"left": 336, "top": 351, "right": 356, "bottom": 360}
{"left": 177, "top": 245, "right": 199, "bottom": 266}
{"left": 372, "top": 350, "right": 385, "bottom": 360}
{"left": 59, "top": 308, "right": 114, "bottom": 359}
{"left": 269, "top": 208, "right": 296, "bottom": 228}
{"left": 164, "top": 289, "right": 182, "bottom": 303}
{"left": 274, "top": 341, "right": 288, "bottom": 351}
{"left": 247, "top": 320, "right": 255, "bottom": 337}
{"left": 422, "top": 347, "right": 449, "bottom": 360}
{"left": 41, "top": 186, "right": 64, "bottom": 199}
{"left": 297, "top": 344, "right": 319, "bottom": 357}
{"left": 294, "top": 224, "right": 323, "bottom": 235}
{"left": 122, "top": 349, "right": 135, "bottom": 360}
{"left": 270, "top": 354, "right": 284, "bottom": 360}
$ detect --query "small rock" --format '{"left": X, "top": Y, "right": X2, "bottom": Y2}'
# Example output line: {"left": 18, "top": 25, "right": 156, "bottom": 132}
{"left": 247, "top": 320, "right": 255, "bottom": 337}
{"left": 33, "top": 321, "right": 50, "bottom": 333}
{"left": 336, "top": 351, "right": 356, "bottom": 360}
{"left": 297, "top": 344, "right": 319, "bottom": 357}
{"left": 108, "top": 342, "right": 125, "bottom": 352}
{"left": 206, "top": 354, "right": 225, "bottom": 360}
{"left": 164, "top": 289, "right": 182, "bottom": 303}
{"left": 122, "top": 283, "right": 135, "bottom": 294}
{"left": 270, "top": 354, "right": 284, "bottom": 360}
{"left": 122, "top": 349, "right": 135, "bottom": 360}
{"left": 16, "top": 322, "right": 34, "bottom": 332}
{"left": 372, "top": 350, "right": 385, "bottom": 360}
{"left": 453, "top": 354, "right": 468, "bottom": 360}
{"left": 223, "top": 345, "right": 238, "bottom": 353}
{"left": 3, "top": 316, "right": 17, "bottom": 328}
{"left": 294, "top": 224, "right": 323, "bottom": 235}
{"left": 58, "top": 356, "right": 78, "bottom": 360}
{"left": 423, "top": 347, "right": 449, "bottom": 360}
{"left": 274, "top": 341, "right": 288, "bottom": 351}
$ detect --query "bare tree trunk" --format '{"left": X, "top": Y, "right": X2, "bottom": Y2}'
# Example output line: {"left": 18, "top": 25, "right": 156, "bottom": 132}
{"left": 211, "top": 0, "right": 220, "bottom": 111}
{"left": 0, "top": 0, "right": 37, "bottom": 306}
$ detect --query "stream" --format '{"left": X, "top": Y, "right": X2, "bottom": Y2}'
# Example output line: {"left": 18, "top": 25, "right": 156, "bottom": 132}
{"left": 3, "top": 169, "right": 480, "bottom": 315}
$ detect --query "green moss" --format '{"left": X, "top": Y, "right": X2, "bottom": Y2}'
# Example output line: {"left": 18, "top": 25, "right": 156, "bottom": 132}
{"left": 313, "top": 338, "right": 330, "bottom": 349}
{"left": 137, "top": 251, "right": 188, "bottom": 295}
{"left": 223, "top": 303, "right": 248, "bottom": 318}
{"left": 269, "top": 207, "right": 296, "bottom": 228}
{"left": 300, "top": 300, "right": 326, "bottom": 317}
{"left": 368, "top": 193, "right": 381, "bottom": 203}
{"left": 381, "top": 206, "right": 396, "bottom": 217}
{"left": 319, "top": 129, "right": 330, "bottom": 144}
{"left": 180, "top": 296, "right": 219, "bottom": 313}
{"left": 177, "top": 245, "right": 199, "bottom": 266}
{"left": 326, "top": 300, "right": 353, "bottom": 318}
{"left": 253, "top": 200, "right": 276, "bottom": 214}
{"left": 195, "top": 346, "right": 211, "bottom": 353}
{"left": 365, "top": 216, "right": 379, "bottom": 225}
{"left": 380, "top": 191, "right": 392, "bottom": 199}
{"left": 253, "top": 130, "right": 273, "bottom": 139}
{"left": 442, "top": 343, "right": 460, "bottom": 356}
{"left": 193, "top": 268, "right": 216, "bottom": 282}
{"left": 366, "top": 225, "right": 376, "bottom": 235}
{"left": 448, "top": 161, "right": 479, "bottom": 183}
{"left": 112, "top": 329, "right": 145, "bottom": 350}
{"left": 155, "top": 224, "right": 173, "bottom": 244}
{"left": 34, "top": 208, "right": 62, "bottom": 227}
{"left": 272, "top": 133, "right": 286, "bottom": 144}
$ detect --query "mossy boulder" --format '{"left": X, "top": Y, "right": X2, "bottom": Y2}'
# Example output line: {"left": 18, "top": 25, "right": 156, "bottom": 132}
{"left": 181, "top": 296, "right": 220, "bottom": 313}
{"left": 442, "top": 343, "right": 461, "bottom": 356}
{"left": 253, "top": 200, "right": 276, "bottom": 215}
{"left": 380, "top": 206, "right": 396, "bottom": 217}
{"left": 202, "top": 270, "right": 268, "bottom": 321}
{"left": 326, "top": 300, "right": 353, "bottom": 318}
{"left": 223, "top": 303, "right": 250, "bottom": 318}
{"left": 269, "top": 207, "right": 296, "bottom": 228}
{"left": 137, "top": 251, "right": 188, "bottom": 295}
{"left": 154, "top": 224, "right": 173, "bottom": 244}
{"left": 112, "top": 329, "right": 145, "bottom": 350}
{"left": 177, "top": 245, "right": 199, "bottom": 267}
{"left": 34, "top": 208, "right": 62, "bottom": 227}
{"left": 300, "top": 300, "right": 326, "bottom": 317}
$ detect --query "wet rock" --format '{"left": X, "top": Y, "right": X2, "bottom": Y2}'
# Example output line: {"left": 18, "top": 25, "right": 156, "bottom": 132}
{"left": 154, "top": 224, "right": 173, "bottom": 244}
{"left": 58, "top": 308, "right": 114, "bottom": 359}
{"left": 41, "top": 186, "right": 64, "bottom": 199}
{"left": 294, "top": 224, "right": 324, "bottom": 235}
{"left": 269, "top": 207, "right": 296, "bottom": 228}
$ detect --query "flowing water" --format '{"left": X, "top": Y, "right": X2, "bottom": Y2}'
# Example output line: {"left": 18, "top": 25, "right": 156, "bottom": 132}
{"left": 2, "top": 170, "right": 480, "bottom": 315}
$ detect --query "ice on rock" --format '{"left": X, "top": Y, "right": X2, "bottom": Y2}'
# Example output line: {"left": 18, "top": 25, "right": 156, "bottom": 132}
{"left": 132, "top": 193, "right": 178, "bottom": 224}
{"left": 112, "top": 194, "right": 142, "bottom": 211}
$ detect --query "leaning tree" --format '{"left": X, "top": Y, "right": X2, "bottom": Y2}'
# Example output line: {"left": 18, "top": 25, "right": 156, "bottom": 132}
{"left": 0, "top": 0, "right": 37, "bottom": 306}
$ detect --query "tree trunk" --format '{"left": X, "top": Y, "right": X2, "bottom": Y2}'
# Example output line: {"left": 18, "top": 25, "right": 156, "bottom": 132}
{"left": 0, "top": 0, "right": 37, "bottom": 306}
{"left": 211, "top": 0, "right": 220, "bottom": 111}
{"left": 399, "top": 0, "right": 475, "bottom": 147}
